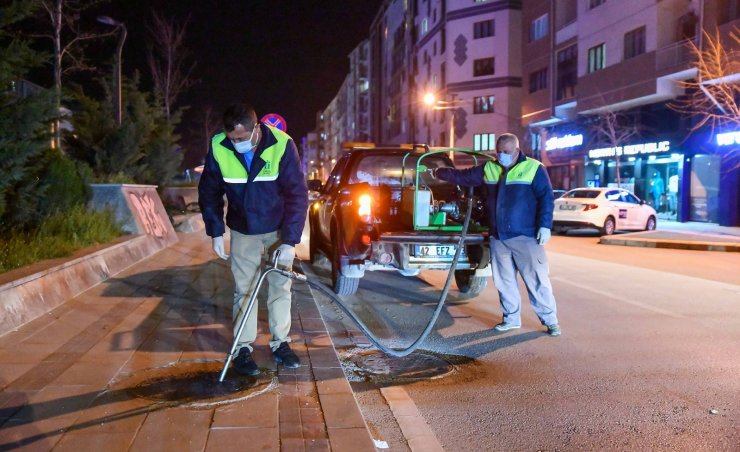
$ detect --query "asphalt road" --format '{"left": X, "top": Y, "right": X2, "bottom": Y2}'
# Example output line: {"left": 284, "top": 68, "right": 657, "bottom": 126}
{"left": 299, "top": 232, "right": 740, "bottom": 451}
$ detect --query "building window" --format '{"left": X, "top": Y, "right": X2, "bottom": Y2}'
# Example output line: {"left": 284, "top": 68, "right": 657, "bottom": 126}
{"left": 718, "top": 0, "right": 740, "bottom": 24}
{"left": 474, "top": 133, "right": 496, "bottom": 151}
{"left": 624, "top": 26, "right": 646, "bottom": 60}
{"left": 473, "top": 95, "right": 495, "bottom": 114}
{"left": 474, "top": 19, "right": 495, "bottom": 39}
{"left": 587, "top": 43, "right": 606, "bottom": 73}
{"left": 529, "top": 68, "right": 548, "bottom": 93}
{"left": 530, "top": 14, "right": 548, "bottom": 42}
{"left": 589, "top": 0, "right": 606, "bottom": 9}
{"left": 421, "top": 18, "right": 429, "bottom": 36}
{"left": 556, "top": 44, "right": 577, "bottom": 100}
{"left": 473, "top": 57, "right": 495, "bottom": 76}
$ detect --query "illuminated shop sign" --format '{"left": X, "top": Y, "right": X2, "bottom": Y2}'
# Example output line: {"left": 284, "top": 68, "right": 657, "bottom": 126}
{"left": 716, "top": 131, "right": 740, "bottom": 146}
{"left": 587, "top": 141, "right": 671, "bottom": 159}
{"left": 545, "top": 133, "right": 584, "bottom": 151}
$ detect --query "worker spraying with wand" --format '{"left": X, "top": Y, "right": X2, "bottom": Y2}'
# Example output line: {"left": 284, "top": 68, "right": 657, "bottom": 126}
{"left": 198, "top": 102, "right": 308, "bottom": 377}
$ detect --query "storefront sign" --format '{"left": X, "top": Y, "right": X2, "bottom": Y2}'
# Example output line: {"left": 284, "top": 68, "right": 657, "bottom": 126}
{"left": 716, "top": 131, "right": 740, "bottom": 146}
{"left": 587, "top": 140, "right": 671, "bottom": 159}
{"left": 545, "top": 133, "right": 583, "bottom": 151}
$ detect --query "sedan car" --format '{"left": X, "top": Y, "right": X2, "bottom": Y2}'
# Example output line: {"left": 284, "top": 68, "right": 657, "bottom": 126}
{"left": 553, "top": 187, "right": 657, "bottom": 235}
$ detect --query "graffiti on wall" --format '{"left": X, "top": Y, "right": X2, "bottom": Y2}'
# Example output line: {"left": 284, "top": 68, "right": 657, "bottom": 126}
{"left": 127, "top": 191, "right": 168, "bottom": 238}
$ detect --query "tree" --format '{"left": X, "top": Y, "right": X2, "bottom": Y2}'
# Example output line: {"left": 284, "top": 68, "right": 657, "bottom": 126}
{"left": 0, "top": 1, "right": 58, "bottom": 228}
{"left": 671, "top": 29, "right": 740, "bottom": 132}
{"left": 66, "top": 72, "right": 181, "bottom": 186}
{"left": 146, "top": 11, "right": 197, "bottom": 122}
{"left": 587, "top": 108, "right": 640, "bottom": 187}
{"left": 31, "top": 0, "right": 115, "bottom": 150}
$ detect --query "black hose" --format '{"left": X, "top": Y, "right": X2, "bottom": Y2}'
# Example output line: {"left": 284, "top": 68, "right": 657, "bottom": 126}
{"left": 302, "top": 185, "right": 475, "bottom": 357}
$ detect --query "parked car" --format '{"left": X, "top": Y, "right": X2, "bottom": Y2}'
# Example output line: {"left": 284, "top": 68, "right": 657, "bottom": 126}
{"left": 553, "top": 189, "right": 567, "bottom": 198}
{"left": 309, "top": 146, "right": 491, "bottom": 296}
{"left": 553, "top": 187, "right": 657, "bottom": 235}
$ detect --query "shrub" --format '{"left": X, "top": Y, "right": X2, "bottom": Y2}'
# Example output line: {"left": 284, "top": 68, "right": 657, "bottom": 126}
{"left": 37, "top": 153, "right": 91, "bottom": 218}
{"left": 0, "top": 205, "right": 122, "bottom": 273}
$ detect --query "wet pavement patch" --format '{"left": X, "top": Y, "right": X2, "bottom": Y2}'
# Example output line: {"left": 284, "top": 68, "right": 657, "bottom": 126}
{"left": 109, "top": 360, "right": 275, "bottom": 409}
{"left": 341, "top": 349, "right": 470, "bottom": 383}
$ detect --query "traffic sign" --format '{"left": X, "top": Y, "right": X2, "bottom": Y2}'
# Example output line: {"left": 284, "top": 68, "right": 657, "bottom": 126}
{"left": 261, "top": 113, "right": 287, "bottom": 132}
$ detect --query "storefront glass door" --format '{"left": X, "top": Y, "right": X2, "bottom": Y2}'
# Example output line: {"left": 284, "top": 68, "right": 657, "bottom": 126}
{"left": 689, "top": 154, "right": 720, "bottom": 223}
{"left": 645, "top": 155, "right": 682, "bottom": 222}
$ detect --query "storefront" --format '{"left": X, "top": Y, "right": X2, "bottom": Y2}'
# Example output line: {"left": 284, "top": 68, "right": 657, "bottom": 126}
{"left": 583, "top": 131, "right": 739, "bottom": 225}
{"left": 584, "top": 139, "right": 683, "bottom": 222}
{"left": 538, "top": 114, "right": 738, "bottom": 226}
{"left": 540, "top": 132, "right": 586, "bottom": 191}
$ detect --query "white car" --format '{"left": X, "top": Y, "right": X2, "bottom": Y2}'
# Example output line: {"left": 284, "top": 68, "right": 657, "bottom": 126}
{"left": 553, "top": 187, "right": 657, "bottom": 235}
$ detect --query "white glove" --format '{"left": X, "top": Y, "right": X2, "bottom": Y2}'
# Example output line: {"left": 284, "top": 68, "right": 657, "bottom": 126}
{"left": 536, "top": 227, "right": 551, "bottom": 245}
{"left": 212, "top": 236, "right": 229, "bottom": 260}
{"left": 273, "top": 244, "right": 295, "bottom": 268}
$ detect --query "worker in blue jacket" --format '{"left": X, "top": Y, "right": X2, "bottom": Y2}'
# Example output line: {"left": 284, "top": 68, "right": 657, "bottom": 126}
{"left": 199, "top": 102, "right": 309, "bottom": 375}
{"left": 432, "top": 133, "right": 561, "bottom": 336}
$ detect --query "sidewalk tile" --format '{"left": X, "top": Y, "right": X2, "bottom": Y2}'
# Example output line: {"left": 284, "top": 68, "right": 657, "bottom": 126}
{"left": 212, "top": 393, "right": 278, "bottom": 428}
{"left": 52, "top": 431, "right": 134, "bottom": 452}
{"left": 129, "top": 407, "right": 211, "bottom": 451}
{"left": 318, "top": 393, "right": 367, "bottom": 429}
{"left": 205, "top": 427, "right": 279, "bottom": 452}
{"left": 304, "top": 437, "right": 331, "bottom": 451}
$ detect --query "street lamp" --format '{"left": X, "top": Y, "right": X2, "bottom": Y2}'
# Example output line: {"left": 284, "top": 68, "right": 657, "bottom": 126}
{"left": 423, "top": 92, "right": 463, "bottom": 163}
{"left": 97, "top": 16, "right": 127, "bottom": 125}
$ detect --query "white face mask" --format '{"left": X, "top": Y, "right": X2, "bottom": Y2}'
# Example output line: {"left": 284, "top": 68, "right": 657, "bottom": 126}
{"left": 233, "top": 140, "right": 255, "bottom": 154}
{"left": 231, "top": 124, "right": 259, "bottom": 154}
{"left": 498, "top": 152, "right": 516, "bottom": 167}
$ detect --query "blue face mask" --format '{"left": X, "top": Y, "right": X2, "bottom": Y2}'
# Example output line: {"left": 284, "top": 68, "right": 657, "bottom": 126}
{"left": 498, "top": 152, "right": 515, "bottom": 167}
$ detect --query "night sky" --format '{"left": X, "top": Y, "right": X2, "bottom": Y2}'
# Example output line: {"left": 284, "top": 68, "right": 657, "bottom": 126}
{"left": 96, "top": 0, "right": 383, "bottom": 167}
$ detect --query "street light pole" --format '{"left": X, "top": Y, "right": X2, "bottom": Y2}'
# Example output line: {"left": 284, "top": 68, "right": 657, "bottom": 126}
{"left": 97, "top": 16, "right": 127, "bottom": 125}
{"left": 448, "top": 109, "right": 455, "bottom": 149}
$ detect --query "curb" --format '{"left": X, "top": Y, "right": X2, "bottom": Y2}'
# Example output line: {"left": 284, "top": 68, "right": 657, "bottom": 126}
{"left": 0, "top": 234, "right": 170, "bottom": 337}
{"left": 599, "top": 237, "right": 740, "bottom": 252}
{"left": 291, "top": 268, "right": 378, "bottom": 451}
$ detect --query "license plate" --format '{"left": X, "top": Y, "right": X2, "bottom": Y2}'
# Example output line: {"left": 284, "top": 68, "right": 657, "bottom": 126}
{"left": 415, "top": 245, "right": 456, "bottom": 257}
{"left": 559, "top": 204, "right": 577, "bottom": 210}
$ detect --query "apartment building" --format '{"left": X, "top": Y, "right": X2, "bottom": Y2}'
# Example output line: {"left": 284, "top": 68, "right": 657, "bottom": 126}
{"left": 348, "top": 40, "right": 372, "bottom": 143}
{"left": 369, "top": 0, "right": 414, "bottom": 144}
{"left": 416, "top": 0, "right": 522, "bottom": 155}
{"left": 522, "top": 0, "right": 739, "bottom": 225}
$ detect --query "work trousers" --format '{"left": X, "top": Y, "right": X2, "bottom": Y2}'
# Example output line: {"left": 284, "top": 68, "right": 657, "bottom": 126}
{"left": 230, "top": 230, "right": 292, "bottom": 352}
{"left": 490, "top": 236, "right": 558, "bottom": 327}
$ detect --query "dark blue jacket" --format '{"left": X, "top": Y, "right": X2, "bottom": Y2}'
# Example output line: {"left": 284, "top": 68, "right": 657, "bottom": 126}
{"left": 437, "top": 153, "right": 554, "bottom": 240}
{"left": 198, "top": 123, "right": 308, "bottom": 245}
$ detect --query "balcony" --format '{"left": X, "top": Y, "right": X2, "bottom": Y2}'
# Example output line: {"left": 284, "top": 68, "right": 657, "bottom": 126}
{"left": 655, "top": 39, "right": 695, "bottom": 73}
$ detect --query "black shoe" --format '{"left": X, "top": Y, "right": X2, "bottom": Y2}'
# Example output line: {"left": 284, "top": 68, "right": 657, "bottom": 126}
{"left": 272, "top": 342, "right": 300, "bottom": 368}
{"left": 232, "top": 347, "right": 260, "bottom": 376}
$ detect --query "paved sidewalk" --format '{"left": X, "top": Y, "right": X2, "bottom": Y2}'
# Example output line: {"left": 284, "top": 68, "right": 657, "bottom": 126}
{"left": 0, "top": 233, "right": 376, "bottom": 451}
{"left": 600, "top": 222, "right": 740, "bottom": 252}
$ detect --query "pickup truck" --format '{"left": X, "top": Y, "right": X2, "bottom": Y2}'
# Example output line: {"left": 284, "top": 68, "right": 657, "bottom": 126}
{"left": 308, "top": 145, "right": 491, "bottom": 296}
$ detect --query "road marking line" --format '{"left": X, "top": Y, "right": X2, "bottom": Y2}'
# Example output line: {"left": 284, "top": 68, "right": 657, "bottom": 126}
{"left": 551, "top": 276, "right": 683, "bottom": 318}
{"left": 380, "top": 386, "right": 444, "bottom": 452}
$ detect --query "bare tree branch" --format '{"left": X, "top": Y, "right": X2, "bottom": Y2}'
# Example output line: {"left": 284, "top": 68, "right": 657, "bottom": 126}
{"left": 670, "top": 29, "right": 740, "bottom": 134}
{"left": 587, "top": 104, "right": 641, "bottom": 187}
{"left": 146, "top": 11, "right": 198, "bottom": 121}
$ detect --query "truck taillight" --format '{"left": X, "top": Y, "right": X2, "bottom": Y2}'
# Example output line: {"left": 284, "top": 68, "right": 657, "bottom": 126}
{"left": 358, "top": 194, "right": 372, "bottom": 220}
